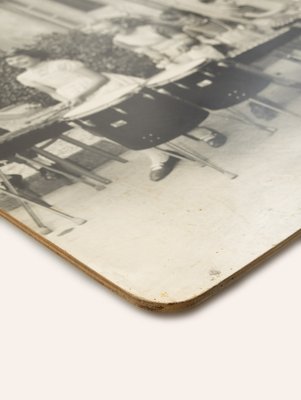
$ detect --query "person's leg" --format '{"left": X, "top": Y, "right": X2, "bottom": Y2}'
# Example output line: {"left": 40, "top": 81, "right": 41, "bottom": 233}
{"left": 143, "top": 148, "right": 169, "bottom": 170}
{"left": 142, "top": 148, "right": 178, "bottom": 182}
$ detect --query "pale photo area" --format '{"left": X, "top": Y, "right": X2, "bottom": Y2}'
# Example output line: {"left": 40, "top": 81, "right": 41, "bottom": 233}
{"left": 0, "top": 0, "right": 301, "bottom": 310}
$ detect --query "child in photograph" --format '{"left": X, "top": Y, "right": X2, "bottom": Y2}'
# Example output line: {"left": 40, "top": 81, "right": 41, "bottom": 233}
{"left": 113, "top": 21, "right": 224, "bottom": 68}
{"left": 163, "top": 0, "right": 286, "bottom": 23}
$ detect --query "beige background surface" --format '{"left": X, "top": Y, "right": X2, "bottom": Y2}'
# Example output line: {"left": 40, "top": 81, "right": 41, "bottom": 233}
{"left": 0, "top": 218, "right": 300, "bottom": 400}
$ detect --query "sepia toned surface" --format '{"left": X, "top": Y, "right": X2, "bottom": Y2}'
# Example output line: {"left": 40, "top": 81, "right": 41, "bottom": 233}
{"left": 1, "top": 0, "right": 301, "bottom": 311}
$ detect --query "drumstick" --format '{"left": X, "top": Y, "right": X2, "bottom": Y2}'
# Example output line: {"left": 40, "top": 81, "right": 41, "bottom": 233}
{"left": 0, "top": 169, "right": 52, "bottom": 235}
{"left": 162, "top": 143, "right": 238, "bottom": 179}
{"left": 15, "top": 154, "right": 105, "bottom": 191}
{"left": 0, "top": 187, "right": 87, "bottom": 225}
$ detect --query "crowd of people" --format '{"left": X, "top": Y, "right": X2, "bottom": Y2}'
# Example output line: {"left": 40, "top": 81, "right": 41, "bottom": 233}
{"left": 1, "top": 0, "right": 300, "bottom": 189}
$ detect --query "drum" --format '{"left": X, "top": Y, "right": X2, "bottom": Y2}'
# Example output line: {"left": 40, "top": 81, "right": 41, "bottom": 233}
{"left": 82, "top": 88, "right": 209, "bottom": 150}
{"left": 152, "top": 62, "right": 270, "bottom": 110}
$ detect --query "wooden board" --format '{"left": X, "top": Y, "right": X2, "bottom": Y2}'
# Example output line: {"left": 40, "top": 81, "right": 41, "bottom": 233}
{"left": 1, "top": 0, "right": 301, "bottom": 312}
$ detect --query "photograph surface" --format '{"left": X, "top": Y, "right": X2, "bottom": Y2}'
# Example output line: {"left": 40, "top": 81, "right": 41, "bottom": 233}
{"left": 1, "top": 0, "right": 301, "bottom": 310}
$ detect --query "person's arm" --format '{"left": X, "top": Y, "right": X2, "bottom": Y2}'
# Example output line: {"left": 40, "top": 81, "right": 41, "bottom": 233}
{"left": 32, "top": 84, "right": 67, "bottom": 102}
{"left": 138, "top": 47, "right": 168, "bottom": 63}
{"left": 236, "top": 0, "right": 286, "bottom": 19}
{"left": 17, "top": 75, "right": 66, "bottom": 102}
{"left": 114, "top": 37, "right": 166, "bottom": 64}
{"left": 155, "top": 25, "right": 181, "bottom": 39}
{"left": 18, "top": 62, "right": 108, "bottom": 105}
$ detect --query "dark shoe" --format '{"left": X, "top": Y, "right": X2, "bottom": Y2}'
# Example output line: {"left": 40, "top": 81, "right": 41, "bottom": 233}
{"left": 249, "top": 102, "right": 278, "bottom": 121}
{"left": 149, "top": 157, "right": 178, "bottom": 182}
{"left": 205, "top": 131, "right": 227, "bottom": 148}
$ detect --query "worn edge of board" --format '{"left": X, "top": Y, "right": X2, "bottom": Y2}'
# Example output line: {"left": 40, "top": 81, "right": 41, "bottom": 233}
{"left": 1, "top": 208, "right": 300, "bottom": 313}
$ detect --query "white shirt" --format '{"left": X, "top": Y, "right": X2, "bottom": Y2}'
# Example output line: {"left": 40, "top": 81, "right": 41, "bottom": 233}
{"left": 115, "top": 26, "right": 166, "bottom": 48}
{"left": 114, "top": 25, "right": 194, "bottom": 62}
{"left": 16, "top": 59, "right": 144, "bottom": 119}
{"left": 18, "top": 60, "right": 101, "bottom": 100}
{"left": 159, "top": 0, "right": 285, "bottom": 21}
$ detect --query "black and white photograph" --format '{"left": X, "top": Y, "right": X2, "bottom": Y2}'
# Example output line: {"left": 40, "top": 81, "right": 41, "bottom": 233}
{"left": 1, "top": 0, "right": 301, "bottom": 310}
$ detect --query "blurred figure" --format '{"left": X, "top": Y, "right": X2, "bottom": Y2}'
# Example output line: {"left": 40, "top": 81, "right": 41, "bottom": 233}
{"left": 6, "top": 49, "right": 226, "bottom": 182}
{"left": 114, "top": 22, "right": 224, "bottom": 69}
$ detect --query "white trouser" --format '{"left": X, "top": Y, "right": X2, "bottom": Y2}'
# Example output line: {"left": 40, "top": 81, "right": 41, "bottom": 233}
{"left": 142, "top": 126, "right": 214, "bottom": 170}
{"left": 142, "top": 148, "right": 169, "bottom": 171}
